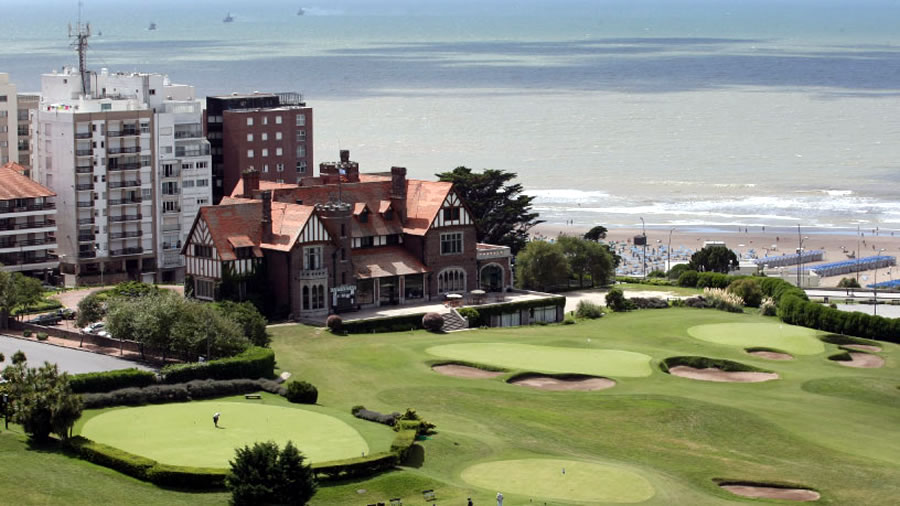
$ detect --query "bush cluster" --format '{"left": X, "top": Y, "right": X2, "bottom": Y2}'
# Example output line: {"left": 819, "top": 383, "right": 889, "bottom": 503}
{"left": 702, "top": 288, "right": 744, "bottom": 313}
{"left": 672, "top": 296, "right": 708, "bottom": 309}
{"left": 285, "top": 380, "right": 318, "bottom": 404}
{"left": 70, "top": 368, "right": 157, "bottom": 394}
{"left": 341, "top": 313, "right": 425, "bottom": 334}
{"left": 575, "top": 300, "right": 605, "bottom": 319}
{"left": 759, "top": 297, "right": 777, "bottom": 316}
{"left": 728, "top": 278, "right": 763, "bottom": 307}
{"left": 395, "top": 408, "right": 436, "bottom": 436}
{"left": 605, "top": 288, "right": 629, "bottom": 312}
{"left": 615, "top": 276, "right": 674, "bottom": 286}
{"left": 457, "top": 307, "right": 480, "bottom": 324}
{"left": 36, "top": 332, "right": 48, "bottom": 341}
{"left": 161, "top": 346, "right": 275, "bottom": 384}
{"left": 351, "top": 405, "right": 399, "bottom": 426}
{"left": 422, "top": 312, "right": 444, "bottom": 332}
{"left": 777, "top": 293, "right": 900, "bottom": 343}
{"left": 81, "top": 379, "right": 284, "bottom": 409}
{"left": 628, "top": 297, "right": 669, "bottom": 309}
{"left": 325, "top": 314, "right": 343, "bottom": 333}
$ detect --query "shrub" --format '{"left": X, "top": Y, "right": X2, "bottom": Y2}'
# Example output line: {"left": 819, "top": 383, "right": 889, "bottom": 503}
{"left": 389, "top": 429, "right": 419, "bottom": 461}
{"left": 702, "top": 288, "right": 744, "bottom": 313}
{"left": 23, "top": 330, "right": 32, "bottom": 337}
{"left": 81, "top": 379, "right": 284, "bottom": 409}
{"left": 605, "top": 288, "right": 629, "bottom": 312}
{"left": 75, "top": 293, "right": 106, "bottom": 329}
{"left": 36, "top": 332, "right": 48, "bottom": 341}
{"left": 667, "top": 263, "right": 691, "bottom": 280}
{"left": 696, "top": 272, "right": 731, "bottom": 289}
{"left": 575, "top": 300, "right": 605, "bottom": 319}
{"left": 342, "top": 313, "right": 425, "bottom": 334}
{"left": 562, "top": 314, "right": 576, "bottom": 325}
{"left": 352, "top": 406, "right": 399, "bottom": 426}
{"left": 11, "top": 350, "right": 27, "bottom": 365}
{"left": 325, "top": 314, "right": 343, "bottom": 333}
{"left": 457, "top": 307, "right": 480, "bottom": 325}
{"left": 285, "top": 381, "right": 318, "bottom": 404}
{"left": 837, "top": 277, "right": 860, "bottom": 288}
{"left": 147, "top": 463, "right": 227, "bottom": 489}
{"left": 647, "top": 269, "right": 666, "bottom": 278}
{"left": 70, "top": 368, "right": 157, "bottom": 394}
{"left": 161, "top": 346, "right": 275, "bottom": 384}
{"left": 312, "top": 453, "right": 399, "bottom": 481}
{"left": 227, "top": 441, "right": 317, "bottom": 506}
{"left": 68, "top": 436, "right": 156, "bottom": 481}
{"left": 673, "top": 296, "right": 708, "bottom": 309}
{"left": 396, "top": 408, "right": 436, "bottom": 436}
{"left": 628, "top": 297, "right": 669, "bottom": 309}
{"left": 677, "top": 270, "right": 699, "bottom": 287}
{"left": 214, "top": 300, "right": 270, "bottom": 347}
{"left": 422, "top": 312, "right": 444, "bottom": 332}
{"left": 728, "top": 278, "right": 763, "bottom": 307}
{"left": 759, "top": 297, "right": 777, "bottom": 316}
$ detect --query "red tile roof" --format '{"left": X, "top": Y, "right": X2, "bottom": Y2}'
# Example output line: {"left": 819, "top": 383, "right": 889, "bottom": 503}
{"left": 353, "top": 246, "right": 430, "bottom": 279}
{"left": 403, "top": 180, "right": 453, "bottom": 235}
{"left": 0, "top": 164, "right": 55, "bottom": 201}
{"left": 231, "top": 178, "right": 298, "bottom": 197}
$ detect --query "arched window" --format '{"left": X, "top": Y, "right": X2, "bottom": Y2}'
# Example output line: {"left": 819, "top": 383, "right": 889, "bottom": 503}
{"left": 438, "top": 268, "right": 466, "bottom": 293}
{"left": 302, "top": 286, "right": 310, "bottom": 310}
{"left": 317, "top": 284, "right": 325, "bottom": 309}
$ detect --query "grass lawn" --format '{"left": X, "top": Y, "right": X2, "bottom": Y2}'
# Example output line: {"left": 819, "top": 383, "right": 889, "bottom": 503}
{"left": 687, "top": 322, "right": 825, "bottom": 355}
{"left": 79, "top": 395, "right": 373, "bottom": 467}
{"left": 426, "top": 343, "right": 653, "bottom": 377}
{"left": 616, "top": 282, "right": 702, "bottom": 296}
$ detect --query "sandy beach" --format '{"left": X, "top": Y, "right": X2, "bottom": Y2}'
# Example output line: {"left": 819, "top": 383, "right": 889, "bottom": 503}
{"left": 532, "top": 223, "right": 900, "bottom": 288}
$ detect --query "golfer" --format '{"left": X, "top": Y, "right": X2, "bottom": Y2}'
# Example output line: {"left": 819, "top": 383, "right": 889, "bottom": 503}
{"left": 467, "top": 498, "right": 473, "bottom": 506}
{"left": 213, "top": 412, "right": 220, "bottom": 428}
{"left": 496, "top": 491, "right": 503, "bottom": 506}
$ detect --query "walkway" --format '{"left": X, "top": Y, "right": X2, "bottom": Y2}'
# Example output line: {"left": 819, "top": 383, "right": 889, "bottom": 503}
{"left": 0, "top": 334, "right": 153, "bottom": 374}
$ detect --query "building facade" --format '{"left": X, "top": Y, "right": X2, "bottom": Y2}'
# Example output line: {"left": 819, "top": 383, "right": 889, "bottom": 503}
{"left": 206, "top": 92, "right": 313, "bottom": 204}
{"left": 31, "top": 67, "right": 211, "bottom": 285}
{"left": 0, "top": 73, "right": 16, "bottom": 166}
{"left": 0, "top": 163, "right": 58, "bottom": 277}
{"left": 16, "top": 93, "right": 39, "bottom": 173}
{"left": 183, "top": 151, "right": 512, "bottom": 320}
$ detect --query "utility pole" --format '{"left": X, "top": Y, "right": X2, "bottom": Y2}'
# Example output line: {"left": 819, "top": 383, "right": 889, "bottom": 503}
{"left": 856, "top": 224, "right": 861, "bottom": 283}
{"left": 797, "top": 225, "right": 802, "bottom": 287}
{"left": 68, "top": 0, "right": 91, "bottom": 96}
{"left": 640, "top": 217, "right": 647, "bottom": 279}
{"left": 667, "top": 227, "right": 675, "bottom": 274}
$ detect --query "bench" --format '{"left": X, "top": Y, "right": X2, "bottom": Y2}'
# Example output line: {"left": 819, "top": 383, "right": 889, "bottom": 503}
{"left": 389, "top": 498, "right": 402, "bottom": 506}
{"left": 244, "top": 394, "right": 262, "bottom": 399}
{"left": 422, "top": 489, "right": 435, "bottom": 501}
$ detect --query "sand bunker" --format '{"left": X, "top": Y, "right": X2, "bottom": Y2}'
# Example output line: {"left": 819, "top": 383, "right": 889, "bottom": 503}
{"left": 721, "top": 484, "right": 820, "bottom": 502}
{"left": 842, "top": 344, "right": 882, "bottom": 353}
{"left": 748, "top": 350, "right": 794, "bottom": 361}
{"left": 837, "top": 353, "right": 885, "bottom": 369}
{"left": 432, "top": 364, "right": 504, "bottom": 379}
{"left": 668, "top": 366, "right": 779, "bottom": 383}
{"left": 508, "top": 373, "right": 616, "bottom": 391}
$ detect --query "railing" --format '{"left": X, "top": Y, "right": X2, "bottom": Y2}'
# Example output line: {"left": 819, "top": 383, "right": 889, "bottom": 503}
{"left": 78, "top": 251, "right": 97, "bottom": 259}
{"left": 161, "top": 170, "right": 181, "bottom": 178}
{"left": 108, "top": 198, "right": 142, "bottom": 206}
{"left": 77, "top": 218, "right": 94, "bottom": 225}
{"left": 476, "top": 244, "right": 512, "bottom": 260}
{"left": 0, "top": 221, "right": 55, "bottom": 231}
{"left": 108, "top": 180, "right": 141, "bottom": 189}
{"left": 77, "top": 234, "right": 95, "bottom": 242}
{"left": 75, "top": 132, "right": 92, "bottom": 139}
{"left": 76, "top": 149, "right": 93, "bottom": 156}
{"left": 108, "top": 128, "right": 139, "bottom": 137}
{"left": 0, "top": 203, "right": 56, "bottom": 214}
{"left": 174, "top": 129, "right": 203, "bottom": 139}
{"left": 76, "top": 165, "right": 93, "bottom": 174}
{"left": 109, "top": 163, "right": 140, "bottom": 171}
{"left": 162, "top": 207, "right": 181, "bottom": 214}
{"left": 162, "top": 224, "right": 181, "bottom": 232}
{"left": 109, "top": 230, "right": 142, "bottom": 239}
{"left": 0, "top": 238, "right": 53, "bottom": 248}
{"left": 175, "top": 147, "right": 209, "bottom": 157}
{"left": 162, "top": 241, "right": 182, "bottom": 250}
{"left": 298, "top": 268, "right": 328, "bottom": 280}
{"left": 162, "top": 190, "right": 181, "bottom": 196}
{"left": 108, "top": 214, "right": 142, "bottom": 222}
{"left": 76, "top": 201, "right": 94, "bottom": 208}
{"left": 75, "top": 184, "right": 94, "bottom": 191}
{"left": 110, "top": 247, "right": 143, "bottom": 256}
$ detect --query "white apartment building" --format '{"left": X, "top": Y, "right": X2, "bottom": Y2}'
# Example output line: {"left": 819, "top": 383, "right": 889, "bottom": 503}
{"left": 31, "top": 67, "right": 211, "bottom": 285}
{"left": 0, "top": 73, "right": 16, "bottom": 166}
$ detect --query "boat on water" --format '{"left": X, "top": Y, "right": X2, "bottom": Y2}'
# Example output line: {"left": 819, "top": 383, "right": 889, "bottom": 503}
{"left": 148, "top": 22, "right": 157, "bottom": 31}
{"left": 223, "top": 12, "right": 234, "bottom": 23}
{"left": 297, "top": 7, "right": 305, "bottom": 16}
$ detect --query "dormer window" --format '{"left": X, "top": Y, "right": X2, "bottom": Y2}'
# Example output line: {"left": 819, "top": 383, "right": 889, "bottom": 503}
{"left": 360, "top": 210, "right": 369, "bottom": 223}
{"left": 384, "top": 209, "right": 394, "bottom": 221}
{"left": 443, "top": 206, "right": 460, "bottom": 221}
{"left": 235, "top": 246, "right": 253, "bottom": 259}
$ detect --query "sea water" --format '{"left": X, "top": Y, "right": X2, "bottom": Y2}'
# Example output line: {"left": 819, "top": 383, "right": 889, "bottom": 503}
{"left": 2, "top": 0, "right": 898, "bottom": 231}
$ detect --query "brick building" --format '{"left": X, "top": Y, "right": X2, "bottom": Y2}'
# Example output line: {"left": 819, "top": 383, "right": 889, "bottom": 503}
{"left": 0, "top": 162, "right": 58, "bottom": 277}
{"left": 182, "top": 151, "right": 512, "bottom": 319}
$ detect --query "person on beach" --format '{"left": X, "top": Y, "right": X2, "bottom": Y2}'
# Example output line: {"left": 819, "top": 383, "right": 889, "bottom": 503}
{"left": 213, "top": 412, "right": 220, "bottom": 428}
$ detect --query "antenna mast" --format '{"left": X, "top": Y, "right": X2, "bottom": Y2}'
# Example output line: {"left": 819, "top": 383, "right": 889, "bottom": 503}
{"left": 68, "top": 0, "right": 91, "bottom": 96}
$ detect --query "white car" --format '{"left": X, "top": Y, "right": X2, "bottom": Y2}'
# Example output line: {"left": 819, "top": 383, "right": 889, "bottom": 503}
{"left": 82, "top": 322, "right": 104, "bottom": 334}
{"left": 96, "top": 330, "right": 112, "bottom": 339}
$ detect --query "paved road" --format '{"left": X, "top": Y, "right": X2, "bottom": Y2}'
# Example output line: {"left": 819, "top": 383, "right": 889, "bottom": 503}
{"left": 0, "top": 335, "right": 152, "bottom": 374}
{"left": 805, "top": 289, "right": 900, "bottom": 301}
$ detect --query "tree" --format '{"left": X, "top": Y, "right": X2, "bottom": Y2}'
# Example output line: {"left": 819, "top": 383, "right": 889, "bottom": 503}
{"left": 12, "top": 274, "right": 43, "bottom": 318}
{"left": 215, "top": 300, "right": 270, "bottom": 347}
{"left": 584, "top": 225, "right": 608, "bottom": 242}
{"left": 11, "top": 350, "right": 26, "bottom": 365}
{"left": 667, "top": 263, "right": 691, "bottom": 280}
{"left": 605, "top": 287, "right": 630, "bottom": 312}
{"left": 0, "top": 270, "right": 43, "bottom": 328}
{"left": 837, "top": 277, "right": 860, "bottom": 288}
{"left": 2, "top": 361, "right": 83, "bottom": 441}
{"left": 436, "top": 167, "right": 542, "bottom": 254}
{"left": 515, "top": 241, "right": 570, "bottom": 291}
{"left": 227, "top": 441, "right": 317, "bottom": 506}
{"left": 171, "top": 300, "right": 248, "bottom": 360}
{"left": 689, "top": 245, "right": 738, "bottom": 273}
{"left": 75, "top": 293, "right": 105, "bottom": 329}
{"left": 557, "top": 236, "right": 616, "bottom": 288}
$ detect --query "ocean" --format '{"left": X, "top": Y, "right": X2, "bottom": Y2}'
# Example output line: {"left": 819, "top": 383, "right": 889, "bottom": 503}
{"left": 2, "top": 0, "right": 899, "bottom": 233}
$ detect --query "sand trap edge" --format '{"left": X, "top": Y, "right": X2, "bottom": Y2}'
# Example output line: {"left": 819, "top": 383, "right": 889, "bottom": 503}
{"left": 716, "top": 480, "right": 820, "bottom": 502}
{"left": 745, "top": 347, "right": 794, "bottom": 361}
{"left": 431, "top": 362, "right": 506, "bottom": 379}
{"left": 507, "top": 372, "right": 616, "bottom": 391}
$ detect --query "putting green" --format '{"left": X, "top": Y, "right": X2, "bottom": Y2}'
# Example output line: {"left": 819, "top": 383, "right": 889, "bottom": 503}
{"left": 80, "top": 400, "right": 368, "bottom": 468}
{"left": 426, "top": 343, "right": 652, "bottom": 377}
{"left": 688, "top": 323, "right": 824, "bottom": 355}
{"left": 461, "top": 458, "right": 655, "bottom": 503}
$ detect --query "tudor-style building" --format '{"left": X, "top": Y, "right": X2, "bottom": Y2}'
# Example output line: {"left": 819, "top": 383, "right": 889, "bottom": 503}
{"left": 182, "top": 151, "right": 513, "bottom": 319}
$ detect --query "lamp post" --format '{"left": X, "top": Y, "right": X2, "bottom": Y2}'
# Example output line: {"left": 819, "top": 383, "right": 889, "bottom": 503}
{"left": 856, "top": 224, "right": 861, "bottom": 283}
{"left": 640, "top": 217, "right": 647, "bottom": 279}
{"left": 874, "top": 248, "right": 885, "bottom": 315}
{"left": 667, "top": 227, "right": 675, "bottom": 274}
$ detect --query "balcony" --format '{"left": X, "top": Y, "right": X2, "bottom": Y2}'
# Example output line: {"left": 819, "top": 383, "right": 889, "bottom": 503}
{"left": 78, "top": 250, "right": 97, "bottom": 259}
{"left": 77, "top": 217, "right": 94, "bottom": 226}
{"left": 109, "top": 230, "right": 142, "bottom": 240}
{"left": 161, "top": 223, "right": 182, "bottom": 233}
{"left": 108, "top": 163, "right": 140, "bottom": 172}
{"left": 76, "top": 183, "right": 94, "bottom": 191}
{"left": 108, "top": 146, "right": 141, "bottom": 155}
{"left": 108, "top": 180, "right": 142, "bottom": 189}
{"left": 108, "top": 214, "right": 142, "bottom": 223}
{"left": 175, "top": 145, "right": 210, "bottom": 157}
{"left": 108, "top": 128, "right": 139, "bottom": 137}
{"left": 0, "top": 220, "right": 55, "bottom": 231}
{"left": 298, "top": 268, "right": 328, "bottom": 280}
{"left": 77, "top": 233, "right": 95, "bottom": 242}
{"left": 110, "top": 247, "right": 144, "bottom": 257}
{"left": 0, "top": 203, "right": 56, "bottom": 214}
{"left": 174, "top": 129, "right": 203, "bottom": 140}
{"left": 76, "top": 201, "right": 94, "bottom": 208}
{"left": 76, "top": 165, "right": 93, "bottom": 174}
{"left": 75, "top": 132, "right": 92, "bottom": 139}
{"left": 108, "top": 198, "right": 142, "bottom": 206}
{"left": 76, "top": 149, "right": 93, "bottom": 156}
{"left": 476, "top": 244, "right": 512, "bottom": 260}
{"left": 162, "top": 241, "right": 182, "bottom": 250}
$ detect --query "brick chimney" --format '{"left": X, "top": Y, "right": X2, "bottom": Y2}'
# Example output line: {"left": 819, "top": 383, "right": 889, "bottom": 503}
{"left": 261, "top": 190, "right": 273, "bottom": 242}
{"left": 390, "top": 166, "right": 407, "bottom": 223}
{"left": 242, "top": 168, "right": 260, "bottom": 197}
{"left": 340, "top": 149, "right": 350, "bottom": 163}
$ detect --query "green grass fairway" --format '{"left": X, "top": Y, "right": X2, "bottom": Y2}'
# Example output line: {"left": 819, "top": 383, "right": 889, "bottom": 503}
{"left": 460, "top": 458, "right": 655, "bottom": 503}
{"left": 81, "top": 400, "right": 368, "bottom": 468}
{"left": 426, "top": 343, "right": 653, "bottom": 377}
{"left": 687, "top": 322, "right": 825, "bottom": 355}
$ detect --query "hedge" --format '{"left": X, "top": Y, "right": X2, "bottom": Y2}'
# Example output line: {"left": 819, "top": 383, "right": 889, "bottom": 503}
{"left": 312, "top": 453, "right": 398, "bottom": 481}
{"left": 615, "top": 276, "right": 674, "bottom": 286}
{"left": 389, "top": 428, "right": 418, "bottom": 461}
{"left": 70, "top": 368, "right": 158, "bottom": 394}
{"left": 147, "top": 463, "right": 227, "bottom": 489}
{"left": 342, "top": 313, "right": 426, "bottom": 334}
{"left": 465, "top": 296, "right": 566, "bottom": 327}
{"left": 81, "top": 379, "right": 285, "bottom": 409}
{"left": 12, "top": 299, "right": 63, "bottom": 316}
{"left": 161, "top": 346, "right": 275, "bottom": 383}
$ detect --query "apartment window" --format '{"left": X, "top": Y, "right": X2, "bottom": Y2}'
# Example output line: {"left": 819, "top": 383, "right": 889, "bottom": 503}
{"left": 296, "top": 130, "right": 305, "bottom": 142}
{"left": 296, "top": 146, "right": 306, "bottom": 157}
{"left": 247, "top": 149, "right": 254, "bottom": 158}
{"left": 304, "top": 246, "right": 322, "bottom": 270}
{"left": 275, "top": 131, "right": 282, "bottom": 140}
{"left": 197, "top": 198, "right": 208, "bottom": 205}
{"left": 183, "top": 179, "right": 195, "bottom": 188}
{"left": 0, "top": 95, "right": 6, "bottom": 102}
{"left": 262, "top": 148, "right": 269, "bottom": 157}
{"left": 275, "top": 115, "right": 282, "bottom": 124}
{"left": 276, "top": 178, "right": 284, "bottom": 184}
{"left": 276, "top": 163, "right": 284, "bottom": 172}
{"left": 297, "top": 160, "right": 307, "bottom": 173}
{"left": 438, "top": 268, "right": 466, "bottom": 293}
{"left": 163, "top": 200, "right": 179, "bottom": 213}
{"left": 261, "top": 132, "right": 268, "bottom": 141}
{"left": 262, "top": 116, "right": 268, "bottom": 125}
{"left": 140, "top": 122, "right": 150, "bottom": 133}
{"left": 246, "top": 133, "right": 253, "bottom": 142}
{"left": 162, "top": 181, "right": 179, "bottom": 195}
{"left": 149, "top": 89, "right": 156, "bottom": 95}
{"left": 193, "top": 244, "right": 213, "bottom": 258}
{"left": 196, "top": 161, "right": 208, "bottom": 169}
{"left": 142, "top": 189, "right": 152, "bottom": 199}
{"left": 195, "top": 279, "right": 214, "bottom": 299}
{"left": 197, "top": 179, "right": 209, "bottom": 187}
{"left": 263, "top": 164, "right": 269, "bottom": 173}
{"left": 246, "top": 117, "right": 253, "bottom": 126}
{"left": 296, "top": 115, "right": 305, "bottom": 126}
{"left": 162, "top": 146, "right": 173, "bottom": 154}
{"left": 0, "top": 111, "right": 7, "bottom": 118}
{"left": 440, "top": 232, "right": 463, "bottom": 255}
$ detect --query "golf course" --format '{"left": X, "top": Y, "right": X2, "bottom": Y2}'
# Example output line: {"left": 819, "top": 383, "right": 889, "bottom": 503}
{"left": 2, "top": 306, "right": 898, "bottom": 504}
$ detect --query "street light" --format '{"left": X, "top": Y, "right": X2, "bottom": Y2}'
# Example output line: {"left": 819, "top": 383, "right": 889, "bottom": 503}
{"left": 667, "top": 227, "right": 675, "bottom": 274}
{"left": 796, "top": 225, "right": 808, "bottom": 288}
{"left": 640, "top": 217, "right": 647, "bottom": 279}
{"left": 874, "top": 248, "right": 885, "bottom": 316}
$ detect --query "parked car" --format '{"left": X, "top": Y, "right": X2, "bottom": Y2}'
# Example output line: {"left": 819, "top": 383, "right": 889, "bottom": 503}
{"left": 82, "top": 321, "right": 105, "bottom": 334}
{"left": 26, "top": 313, "right": 62, "bottom": 326}
{"left": 56, "top": 308, "right": 76, "bottom": 320}
{"left": 96, "top": 330, "right": 113, "bottom": 339}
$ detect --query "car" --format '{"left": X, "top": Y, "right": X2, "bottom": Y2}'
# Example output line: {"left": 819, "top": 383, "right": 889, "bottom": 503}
{"left": 82, "top": 321, "right": 104, "bottom": 334}
{"left": 27, "top": 313, "right": 62, "bottom": 326}
{"left": 55, "top": 308, "right": 76, "bottom": 320}
{"left": 96, "top": 330, "right": 112, "bottom": 339}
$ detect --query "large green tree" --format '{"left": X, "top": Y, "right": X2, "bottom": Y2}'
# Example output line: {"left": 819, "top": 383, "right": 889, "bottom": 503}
{"left": 689, "top": 245, "right": 739, "bottom": 273}
{"left": 0, "top": 270, "right": 45, "bottom": 328}
{"left": 515, "top": 240, "right": 570, "bottom": 291}
{"left": 584, "top": 225, "right": 608, "bottom": 242}
{"left": 557, "top": 235, "right": 616, "bottom": 288}
{"left": 227, "top": 440, "right": 317, "bottom": 506}
{"left": 2, "top": 361, "right": 83, "bottom": 441}
{"left": 436, "top": 167, "right": 542, "bottom": 254}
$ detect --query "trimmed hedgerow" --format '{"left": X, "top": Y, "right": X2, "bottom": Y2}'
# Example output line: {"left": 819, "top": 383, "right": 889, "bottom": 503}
{"left": 628, "top": 297, "right": 669, "bottom": 309}
{"left": 312, "top": 452, "right": 398, "bottom": 481}
{"left": 70, "top": 368, "right": 157, "bottom": 394}
{"left": 285, "top": 380, "right": 318, "bottom": 404}
{"left": 147, "top": 463, "right": 227, "bottom": 489}
{"left": 67, "top": 436, "right": 156, "bottom": 481}
{"left": 351, "top": 405, "right": 399, "bottom": 426}
{"left": 389, "top": 428, "right": 418, "bottom": 461}
{"left": 819, "top": 334, "right": 880, "bottom": 347}
{"left": 81, "top": 379, "right": 284, "bottom": 409}
{"left": 342, "top": 313, "right": 426, "bottom": 334}
{"left": 161, "top": 346, "right": 275, "bottom": 384}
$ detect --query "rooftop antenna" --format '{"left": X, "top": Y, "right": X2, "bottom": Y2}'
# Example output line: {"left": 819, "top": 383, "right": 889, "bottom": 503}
{"left": 68, "top": 0, "right": 92, "bottom": 96}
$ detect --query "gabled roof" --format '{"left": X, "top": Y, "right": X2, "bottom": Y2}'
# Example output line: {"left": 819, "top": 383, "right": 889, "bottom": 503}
{"left": 231, "top": 178, "right": 298, "bottom": 198}
{"left": 0, "top": 163, "right": 56, "bottom": 201}
{"left": 354, "top": 246, "right": 430, "bottom": 279}
{"left": 403, "top": 180, "right": 453, "bottom": 235}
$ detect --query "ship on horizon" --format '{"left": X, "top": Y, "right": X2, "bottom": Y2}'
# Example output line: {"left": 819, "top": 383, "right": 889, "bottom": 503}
{"left": 223, "top": 12, "right": 234, "bottom": 23}
{"left": 297, "top": 7, "right": 305, "bottom": 16}
{"left": 148, "top": 22, "right": 157, "bottom": 31}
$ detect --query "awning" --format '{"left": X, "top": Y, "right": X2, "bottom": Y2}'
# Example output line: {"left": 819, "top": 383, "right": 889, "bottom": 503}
{"left": 354, "top": 246, "right": 429, "bottom": 279}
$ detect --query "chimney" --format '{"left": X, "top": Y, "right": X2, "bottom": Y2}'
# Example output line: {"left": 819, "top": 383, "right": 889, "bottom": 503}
{"left": 340, "top": 149, "right": 350, "bottom": 163}
{"left": 390, "top": 166, "right": 407, "bottom": 223}
{"left": 242, "top": 168, "right": 260, "bottom": 197}
{"left": 261, "top": 190, "right": 273, "bottom": 242}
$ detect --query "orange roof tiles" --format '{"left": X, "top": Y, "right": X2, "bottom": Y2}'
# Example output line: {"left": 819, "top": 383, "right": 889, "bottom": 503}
{"left": 0, "top": 164, "right": 56, "bottom": 201}
{"left": 403, "top": 180, "right": 453, "bottom": 235}
{"left": 353, "top": 246, "right": 430, "bottom": 279}
{"left": 195, "top": 199, "right": 316, "bottom": 260}
{"left": 231, "top": 178, "right": 298, "bottom": 198}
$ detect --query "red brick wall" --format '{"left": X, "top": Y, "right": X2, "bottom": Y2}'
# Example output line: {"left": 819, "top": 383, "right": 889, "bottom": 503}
{"left": 422, "top": 225, "right": 478, "bottom": 297}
